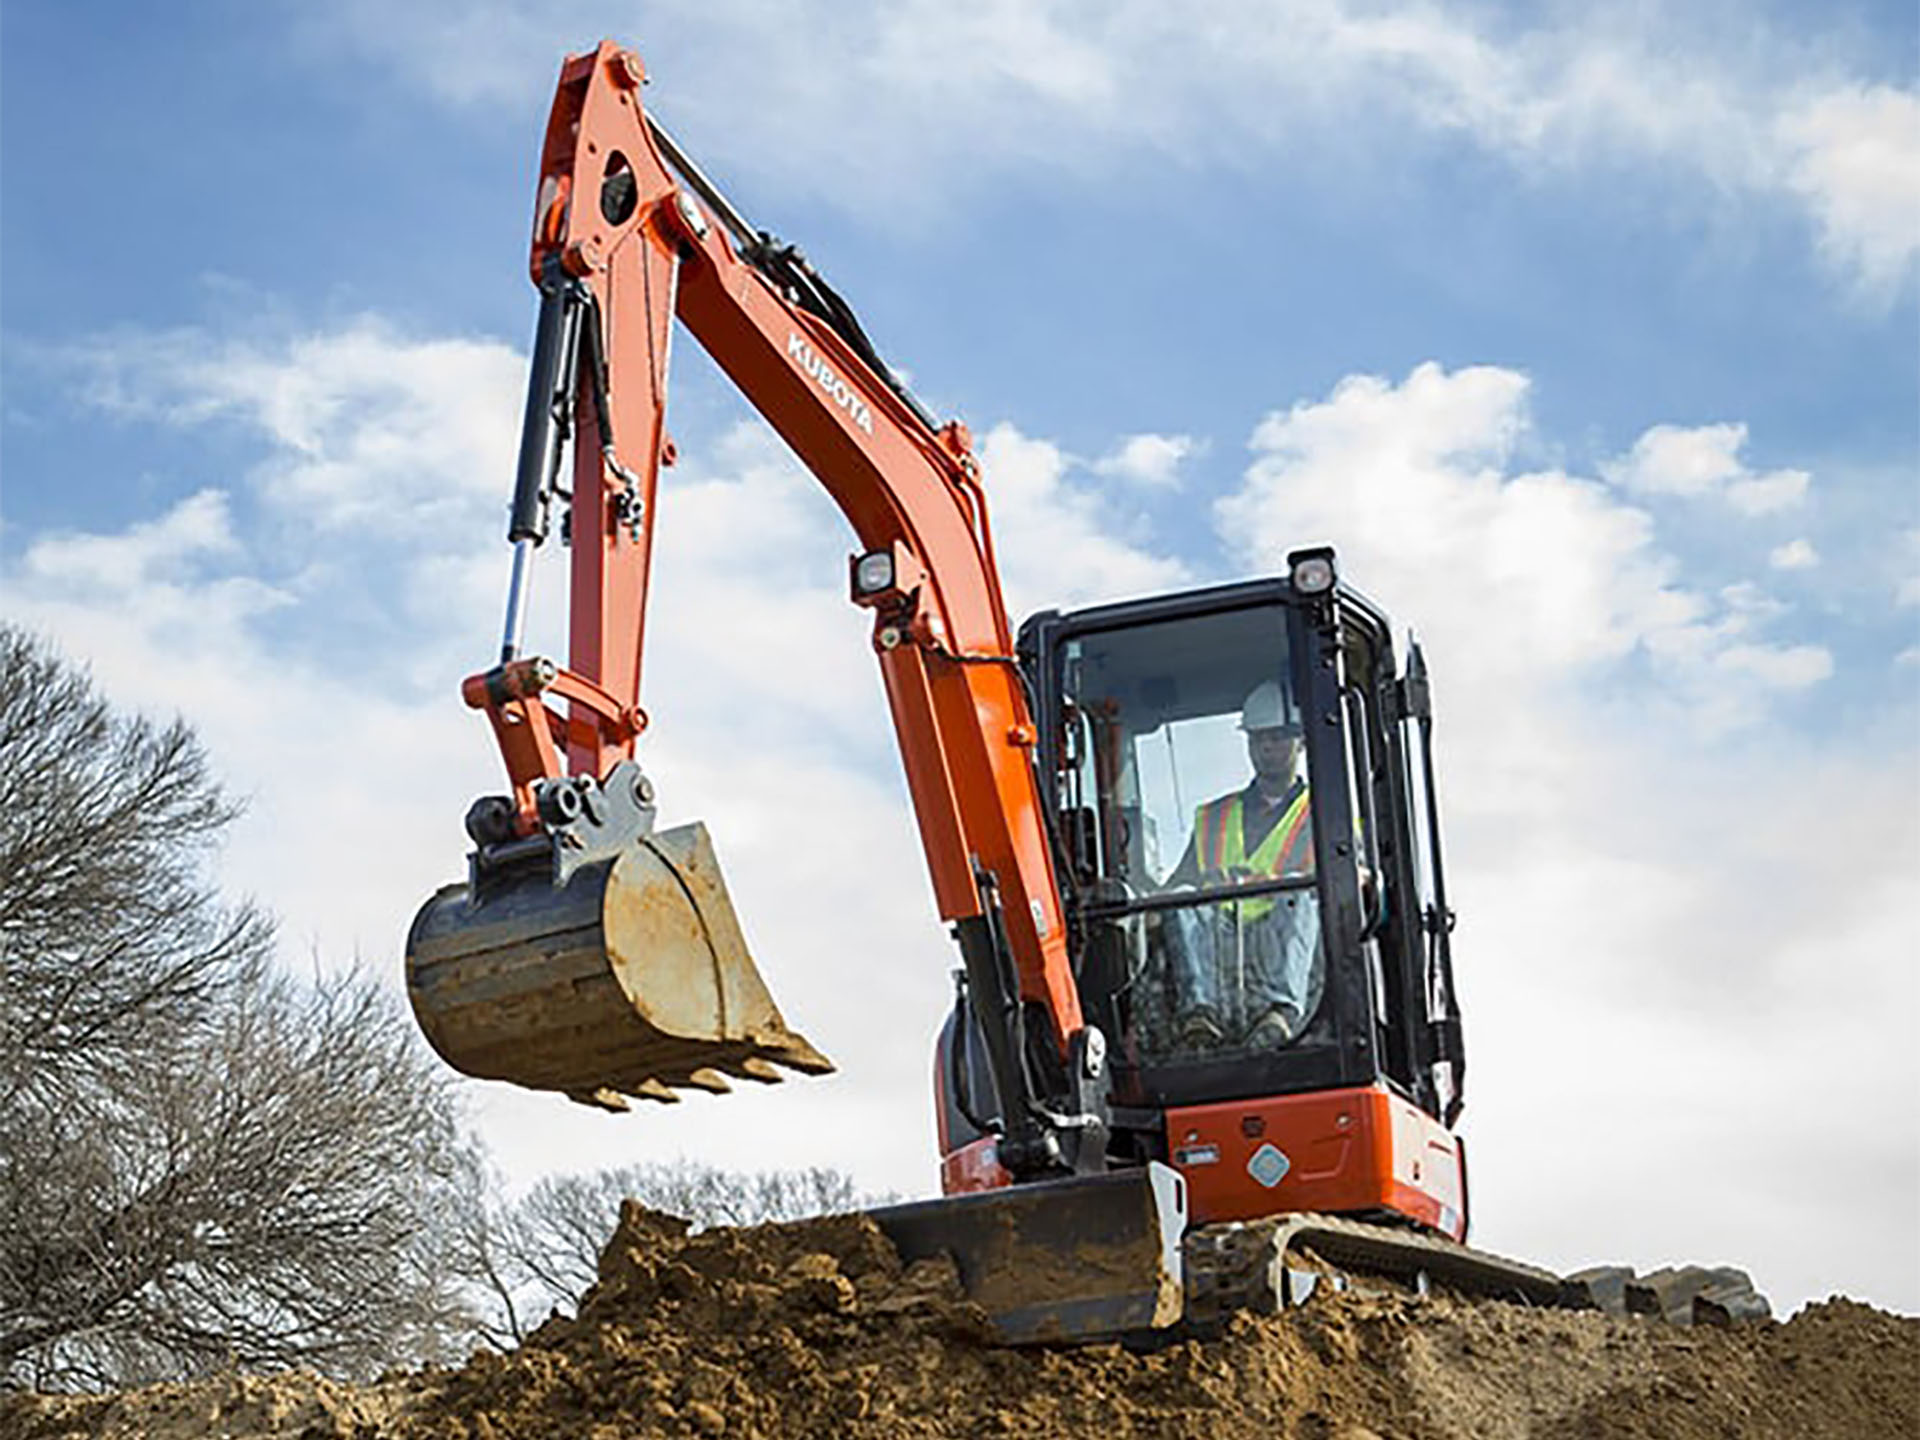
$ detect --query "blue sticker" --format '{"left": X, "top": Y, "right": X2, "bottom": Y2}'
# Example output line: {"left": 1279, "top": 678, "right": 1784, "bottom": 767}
{"left": 1247, "top": 1143, "right": 1291, "bottom": 1188}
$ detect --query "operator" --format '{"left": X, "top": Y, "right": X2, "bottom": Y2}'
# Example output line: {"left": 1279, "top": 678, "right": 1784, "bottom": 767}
{"left": 1161, "top": 680, "right": 1320, "bottom": 1051}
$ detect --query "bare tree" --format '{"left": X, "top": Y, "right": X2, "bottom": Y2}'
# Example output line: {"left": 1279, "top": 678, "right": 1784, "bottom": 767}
{"left": 0, "top": 628, "right": 266, "bottom": 1116}
{"left": 453, "top": 1158, "right": 891, "bottom": 1346}
{"left": 0, "top": 625, "right": 478, "bottom": 1387}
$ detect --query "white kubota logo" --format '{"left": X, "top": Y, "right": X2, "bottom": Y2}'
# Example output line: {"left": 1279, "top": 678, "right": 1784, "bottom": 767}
{"left": 788, "top": 333, "right": 875, "bottom": 435}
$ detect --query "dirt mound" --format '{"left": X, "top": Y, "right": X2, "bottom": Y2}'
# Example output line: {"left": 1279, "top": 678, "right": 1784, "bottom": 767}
{"left": 8, "top": 1204, "right": 1915, "bottom": 1440}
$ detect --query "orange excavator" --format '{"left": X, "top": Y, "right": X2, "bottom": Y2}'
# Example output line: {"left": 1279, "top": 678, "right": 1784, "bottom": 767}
{"left": 407, "top": 40, "right": 1572, "bottom": 1342}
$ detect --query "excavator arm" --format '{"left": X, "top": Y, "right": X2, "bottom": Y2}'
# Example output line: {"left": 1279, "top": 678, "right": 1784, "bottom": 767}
{"left": 410, "top": 41, "right": 1103, "bottom": 1177}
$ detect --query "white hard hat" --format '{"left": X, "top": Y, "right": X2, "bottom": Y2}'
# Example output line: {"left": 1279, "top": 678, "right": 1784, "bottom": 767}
{"left": 1239, "top": 680, "right": 1295, "bottom": 733}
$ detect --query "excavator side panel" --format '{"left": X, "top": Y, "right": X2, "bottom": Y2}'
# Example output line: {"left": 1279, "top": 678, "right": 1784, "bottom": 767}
{"left": 1166, "top": 1083, "right": 1467, "bottom": 1238}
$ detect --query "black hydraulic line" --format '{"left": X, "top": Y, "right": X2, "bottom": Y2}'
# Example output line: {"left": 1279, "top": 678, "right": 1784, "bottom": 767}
{"left": 953, "top": 870, "right": 1063, "bottom": 1178}
{"left": 750, "top": 239, "right": 943, "bottom": 434}
{"left": 577, "top": 289, "right": 618, "bottom": 453}
{"left": 509, "top": 257, "right": 589, "bottom": 544}
{"left": 947, "top": 972, "right": 998, "bottom": 1137}
{"left": 642, "top": 116, "right": 942, "bottom": 436}
{"left": 644, "top": 115, "right": 759, "bottom": 256}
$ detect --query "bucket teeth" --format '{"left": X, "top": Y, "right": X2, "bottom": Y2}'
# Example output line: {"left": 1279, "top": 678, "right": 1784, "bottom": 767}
{"left": 569, "top": 1088, "right": 633, "bottom": 1113}
{"left": 563, "top": 1040, "right": 835, "bottom": 1106}
{"left": 744, "top": 1036, "right": 837, "bottom": 1082}
{"left": 760, "top": 1035, "right": 836, "bottom": 1076}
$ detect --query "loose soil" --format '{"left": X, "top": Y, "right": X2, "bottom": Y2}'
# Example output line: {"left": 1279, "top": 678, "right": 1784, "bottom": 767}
{"left": 7, "top": 1203, "right": 1914, "bottom": 1440}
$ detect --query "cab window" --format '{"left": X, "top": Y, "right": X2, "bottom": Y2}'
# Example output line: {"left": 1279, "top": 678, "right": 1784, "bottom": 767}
{"left": 1054, "top": 606, "right": 1326, "bottom": 1061}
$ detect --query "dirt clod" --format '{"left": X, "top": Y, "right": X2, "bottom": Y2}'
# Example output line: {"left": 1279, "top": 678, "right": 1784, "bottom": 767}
{"left": 5, "top": 1206, "right": 1914, "bottom": 1440}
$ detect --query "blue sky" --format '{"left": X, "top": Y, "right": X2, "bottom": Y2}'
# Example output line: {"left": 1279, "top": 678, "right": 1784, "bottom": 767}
{"left": 4, "top": 2, "right": 1917, "bottom": 1316}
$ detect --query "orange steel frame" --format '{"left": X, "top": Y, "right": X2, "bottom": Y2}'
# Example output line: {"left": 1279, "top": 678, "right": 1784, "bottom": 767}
{"left": 1164, "top": 1085, "right": 1468, "bottom": 1239}
{"left": 463, "top": 42, "right": 1082, "bottom": 1046}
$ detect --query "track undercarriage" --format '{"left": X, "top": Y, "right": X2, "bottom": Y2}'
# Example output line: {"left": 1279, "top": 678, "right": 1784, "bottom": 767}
{"left": 1181, "top": 1211, "right": 1569, "bottom": 1333}
{"left": 866, "top": 1164, "right": 1766, "bottom": 1346}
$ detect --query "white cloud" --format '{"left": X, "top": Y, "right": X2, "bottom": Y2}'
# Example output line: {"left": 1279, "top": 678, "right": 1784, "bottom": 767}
{"left": 1726, "top": 468, "right": 1812, "bottom": 516}
{"left": 977, "top": 423, "right": 1190, "bottom": 618}
{"left": 1091, "top": 432, "right": 1202, "bottom": 488}
{"left": 1780, "top": 85, "right": 1920, "bottom": 298}
{"left": 1605, "top": 421, "right": 1811, "bottom": 515}
{"left": 22, "top": 488, "right": 239, "bottom": 583}
{"left": 1236, "top": 364, "right": 1686, "bottom": 680}
{"left": 1603, "top": 421, "right": 1746, "bottom": 497}
{"left": 65, "top": 320, "right": 525, "bottom": 540}
{"left": 1768, "top": 538, "right": 1819, "bottom": 570}
{"left": 1716, "top": 580, "right": 1785, "bottom": 624}
{"left": 311, "top": 1, "right": 1918, "bottom": 292}
{"left": 1713, "top": 641, "right": 1833, "bottom": 690}
{"left": 1223, "top": 366, "right": 1834, "bottom": 745}
{"left": 16, "top": 490, "right": 295, "bottom": 669}
{"left": 1899, "top": 529, "right": 1920, "bottom": 607}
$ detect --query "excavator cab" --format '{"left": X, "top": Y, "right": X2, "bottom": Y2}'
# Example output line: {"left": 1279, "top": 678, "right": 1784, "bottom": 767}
{"left": 937, "top": 550, "right": 1470, "bottom": 1230}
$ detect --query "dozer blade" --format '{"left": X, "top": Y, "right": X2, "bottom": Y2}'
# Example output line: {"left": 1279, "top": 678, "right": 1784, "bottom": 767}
{"left": 868, "top": 1163, "right": 1188, "bottom": 1345}
{"left": 406, "top": 821, "right": 832, "bottom": 1105}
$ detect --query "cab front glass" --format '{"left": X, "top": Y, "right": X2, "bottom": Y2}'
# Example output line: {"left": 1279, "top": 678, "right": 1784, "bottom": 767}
{"left": 1051, "top": 603, "right": 1326, "bottom": 1065}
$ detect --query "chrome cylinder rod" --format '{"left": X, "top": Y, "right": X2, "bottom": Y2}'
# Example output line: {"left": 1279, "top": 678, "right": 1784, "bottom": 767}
{"left": 500, "top": 538, "right": 536, "bottom": 662}
{"left": 645, "top": 116, "right": 758, "bottom": 252}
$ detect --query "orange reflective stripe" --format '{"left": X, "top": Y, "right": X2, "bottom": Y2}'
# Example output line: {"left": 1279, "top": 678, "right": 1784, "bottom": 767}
{"left": 1198, "top": 796, "right": 1237, "bottom": 872}
{"left": 1239, "top": 786, "right": 1309, "bottom": 878}
{"left": 1271, "top": 794, "right": 1312, "bottom": 875}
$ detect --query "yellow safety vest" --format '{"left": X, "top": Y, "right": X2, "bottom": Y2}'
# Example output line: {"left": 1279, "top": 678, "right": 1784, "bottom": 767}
{"left": 1193, "top": 786, "right": 1314, "bottom": 920}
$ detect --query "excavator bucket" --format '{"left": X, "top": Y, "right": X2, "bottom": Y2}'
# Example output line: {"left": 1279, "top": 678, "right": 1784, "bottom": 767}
{"left": 406, "top": 821, "right": 833, "bottom": 1109}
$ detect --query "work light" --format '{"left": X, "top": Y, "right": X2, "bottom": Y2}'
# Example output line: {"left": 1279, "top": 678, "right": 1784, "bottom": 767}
{"left": 1287, "top": 547, "right": 1337, "bottom": 596}
{"left": 854, "top": 549, "right": 896, "bottom": 596}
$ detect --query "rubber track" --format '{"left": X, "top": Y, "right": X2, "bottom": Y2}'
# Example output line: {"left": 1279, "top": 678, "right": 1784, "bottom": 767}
{"left": 1183, "top": 1213, "right": 1576, "bottom": 1330}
